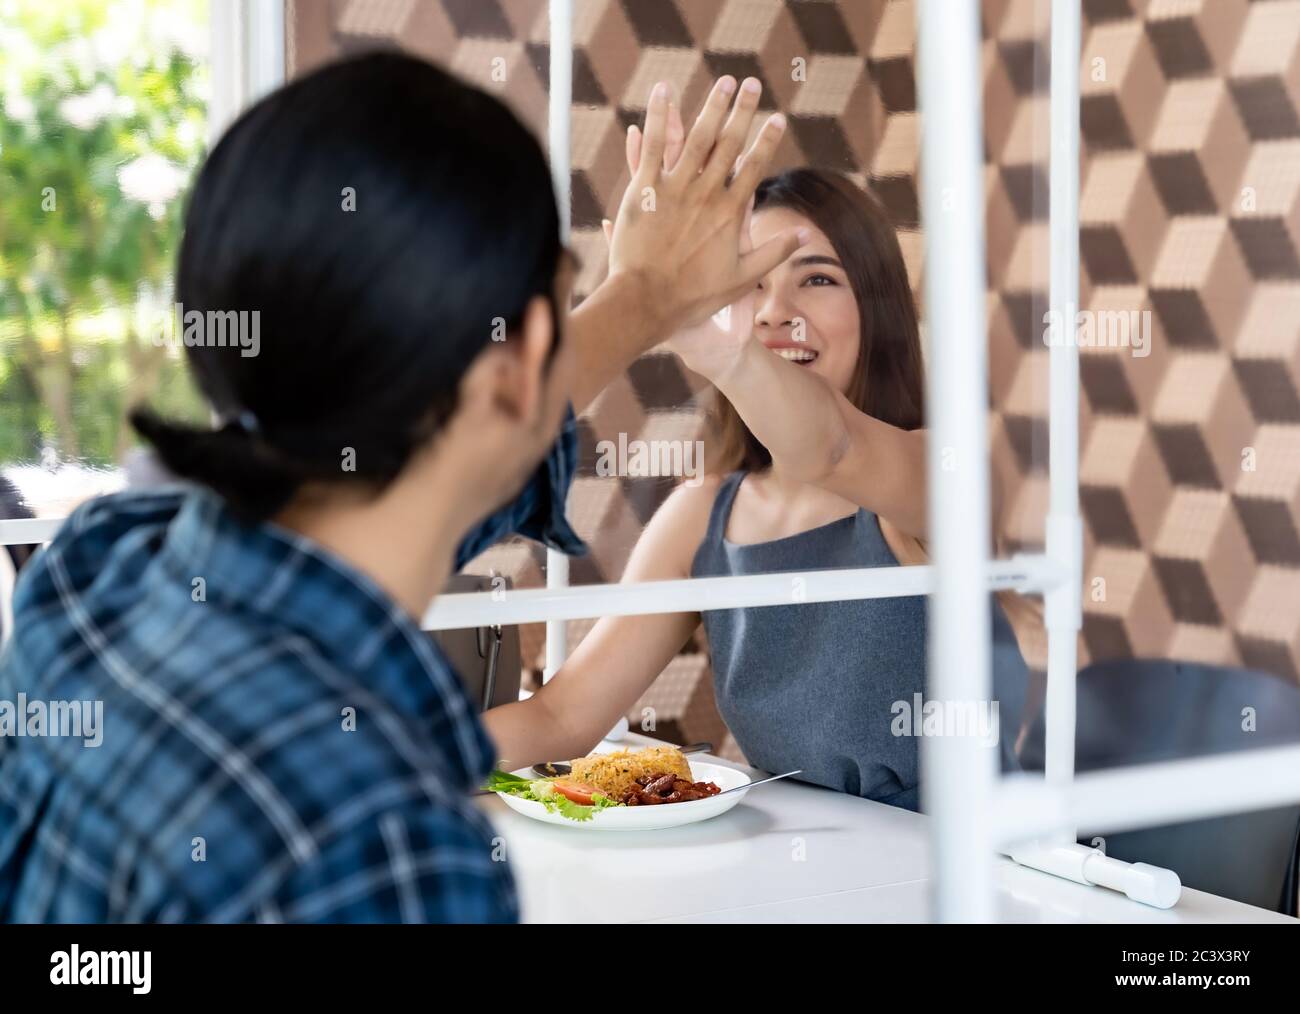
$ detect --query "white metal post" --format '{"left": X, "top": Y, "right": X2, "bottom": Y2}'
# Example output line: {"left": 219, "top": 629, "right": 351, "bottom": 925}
{"left": 544, "top": 0, "right": 574, "bottom": 682}
{"left": 998, "top": 0, "right": 1184, "bottom": 913}
{"left": 1044, "top": 0, "right": 1084, "bottom": 840}
{"left": 916, "top": 0, "right": 995, "bottom": 922}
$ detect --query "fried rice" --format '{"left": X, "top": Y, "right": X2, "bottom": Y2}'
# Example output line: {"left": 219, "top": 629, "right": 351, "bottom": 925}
{"left": 567, "top": 745, "right": 694, "bottom": 799}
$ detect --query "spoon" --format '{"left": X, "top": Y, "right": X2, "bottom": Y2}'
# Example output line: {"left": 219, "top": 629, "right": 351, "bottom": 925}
{"left": 715, "top": 768, "right": 802, "bottom": 797}
{"left": 531, "top": 741, "right": 713, "bottom": 779}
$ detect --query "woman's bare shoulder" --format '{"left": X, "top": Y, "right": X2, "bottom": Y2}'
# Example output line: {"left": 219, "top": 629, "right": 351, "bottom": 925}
{"left": 653, "top": 473, "right": 727, "bottom": 532}
{"left": 624, "top": 473, "right": 728, "bottom": 580}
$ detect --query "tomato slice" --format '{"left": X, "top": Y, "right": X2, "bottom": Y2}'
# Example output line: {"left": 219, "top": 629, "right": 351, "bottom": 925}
{"left": 551, "top": 779, "right": 600, "bottom": 805}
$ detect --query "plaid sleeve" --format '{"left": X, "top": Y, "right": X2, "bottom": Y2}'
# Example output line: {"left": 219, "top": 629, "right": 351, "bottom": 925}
{"left": 454, "top": 405, "right": 587, "bottom": 569}
{"left": 263, "top": 805, "right": 518, "bottom": 924}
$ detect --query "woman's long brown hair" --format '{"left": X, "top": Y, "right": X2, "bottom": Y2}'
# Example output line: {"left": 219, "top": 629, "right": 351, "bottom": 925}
{"left": 708, "top": 167, "right": 1042, "bottom": 642}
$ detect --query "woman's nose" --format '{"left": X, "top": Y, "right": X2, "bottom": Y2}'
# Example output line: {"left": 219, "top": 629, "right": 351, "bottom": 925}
{"left": 755, "top": 288, "right": 796, "bottom": 330}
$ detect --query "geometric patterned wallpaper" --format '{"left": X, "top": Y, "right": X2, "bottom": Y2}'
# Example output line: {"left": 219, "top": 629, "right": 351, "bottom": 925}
{"left": 1067, "top": 0, "right": 1300, "bottom": 686}
{"left": 287, "top": 0, "right": 1300, "bottom": 755}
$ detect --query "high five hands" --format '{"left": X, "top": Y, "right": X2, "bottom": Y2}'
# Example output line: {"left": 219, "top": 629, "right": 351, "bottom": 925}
{"left": 602, "top": 77, "right": 809, "bottom": 346}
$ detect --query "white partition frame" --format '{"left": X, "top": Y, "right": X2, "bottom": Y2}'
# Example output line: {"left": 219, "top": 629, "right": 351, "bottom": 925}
{"left": 914, "top": 0, "right": 994, "bottom": 922}
{"left": 543, "top": 0, "right": 573, "bottom": 682}
{"left": 8, "top": 0, "right": 1300, "bottom": 920}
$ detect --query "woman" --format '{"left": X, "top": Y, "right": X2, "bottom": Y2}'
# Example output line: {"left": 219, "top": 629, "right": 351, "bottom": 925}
{"left": 485, "top": 163, "right": 1033, "bottom": 811}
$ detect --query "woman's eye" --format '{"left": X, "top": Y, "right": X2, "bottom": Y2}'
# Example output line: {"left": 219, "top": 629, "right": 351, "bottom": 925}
{"left": 804, "top": 274, "right": 835, "bottom": 287}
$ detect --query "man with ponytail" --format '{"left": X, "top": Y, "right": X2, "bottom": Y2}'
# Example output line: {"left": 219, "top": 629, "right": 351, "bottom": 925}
{"left": 0, "top": 55, "right": 803, "bottom": 923}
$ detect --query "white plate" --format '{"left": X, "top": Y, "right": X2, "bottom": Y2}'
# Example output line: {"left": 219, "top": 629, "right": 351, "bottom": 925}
{"left": 495, "top": 760, "right": 752, "bottom": 831}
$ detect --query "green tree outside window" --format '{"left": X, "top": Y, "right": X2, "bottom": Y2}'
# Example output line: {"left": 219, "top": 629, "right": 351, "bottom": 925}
{"left": 1, "top": 0, "right": 209, "bottom": 492}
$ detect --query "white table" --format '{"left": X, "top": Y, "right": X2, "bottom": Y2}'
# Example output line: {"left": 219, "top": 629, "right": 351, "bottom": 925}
{"left": 476, "top": 735, "right": 1297, "bottom": 924}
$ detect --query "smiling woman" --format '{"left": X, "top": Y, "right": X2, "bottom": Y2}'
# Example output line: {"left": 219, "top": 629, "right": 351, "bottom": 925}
{"left": 485, "top": 166, "right": 1034, "bottom": 810}
{"left": 711, "top": 169, "right": 924, "bottom": 489}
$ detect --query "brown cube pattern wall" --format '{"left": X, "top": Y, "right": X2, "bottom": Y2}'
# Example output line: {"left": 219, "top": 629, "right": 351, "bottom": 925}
{"left": 287, "top": 0, "right": 1300, "bottom": 756}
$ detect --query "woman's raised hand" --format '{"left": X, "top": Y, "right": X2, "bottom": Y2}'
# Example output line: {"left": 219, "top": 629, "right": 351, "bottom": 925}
{"left": 602, "top": 84, "right": 766, "bottom": 381}
{"left": 602, "top": 77, "right": 806, "bottom": 342}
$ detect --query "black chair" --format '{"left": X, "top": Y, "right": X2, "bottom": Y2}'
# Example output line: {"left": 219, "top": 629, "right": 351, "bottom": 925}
{"left": 1018, "top": 658, "right": 1300, "bottom": 915}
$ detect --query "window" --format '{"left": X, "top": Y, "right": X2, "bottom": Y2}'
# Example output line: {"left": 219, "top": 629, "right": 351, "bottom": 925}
{"left": 0, "top": 0, "right": 281, "bottom": 524}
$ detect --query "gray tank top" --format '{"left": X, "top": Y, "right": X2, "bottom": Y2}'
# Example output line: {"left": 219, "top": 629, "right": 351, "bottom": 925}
{"left": 691, "top": 471, "right": 1027, "bottom": 812}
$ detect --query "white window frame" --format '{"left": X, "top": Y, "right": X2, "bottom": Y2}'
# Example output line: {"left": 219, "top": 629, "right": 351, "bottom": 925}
{"left": 208, "top": 0, "right": 285, "bottom": 145}
{"left": 6, "top": 0, "right": 1300, "bottom": 921}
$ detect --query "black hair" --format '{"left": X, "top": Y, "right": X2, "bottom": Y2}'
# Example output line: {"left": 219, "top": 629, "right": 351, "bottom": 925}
{"left": 131, "top": 52, "right": 562, "bottom": 521}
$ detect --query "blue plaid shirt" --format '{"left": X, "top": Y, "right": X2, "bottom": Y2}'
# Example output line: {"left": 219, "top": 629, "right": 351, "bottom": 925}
{"left": 0, "top": 413, "right": 585, "bottom": 923}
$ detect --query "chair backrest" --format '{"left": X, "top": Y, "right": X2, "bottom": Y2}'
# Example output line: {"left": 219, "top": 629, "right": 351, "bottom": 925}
{"left": 1019, "top": 658, "right": 1300, "bottom": 915}
{"left": 427, "top": 573, "right": 521, "bottom": 713}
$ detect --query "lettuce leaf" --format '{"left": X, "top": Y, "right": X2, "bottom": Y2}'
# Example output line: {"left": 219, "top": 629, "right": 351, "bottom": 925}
{"left": 483, "top": 768, "right": 625, "bottom": 821}
{"left": 485, "top": 769, "right": 533, "bottom": 793}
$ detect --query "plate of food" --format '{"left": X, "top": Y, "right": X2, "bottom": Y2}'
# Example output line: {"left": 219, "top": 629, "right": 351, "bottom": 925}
{"left": 485, "top": 744, "right": 752, "bottom": 830}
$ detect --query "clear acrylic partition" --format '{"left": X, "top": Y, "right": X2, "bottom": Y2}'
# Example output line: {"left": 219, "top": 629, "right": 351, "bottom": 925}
{"left": 447, "top": 0, "right": 1065, "bottom": 792}
{"left": 443, "top": 0, "right": 1300, "bottom": 918}
{"left": 5, "top": 0, "right": 1300, "bottom": 918}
